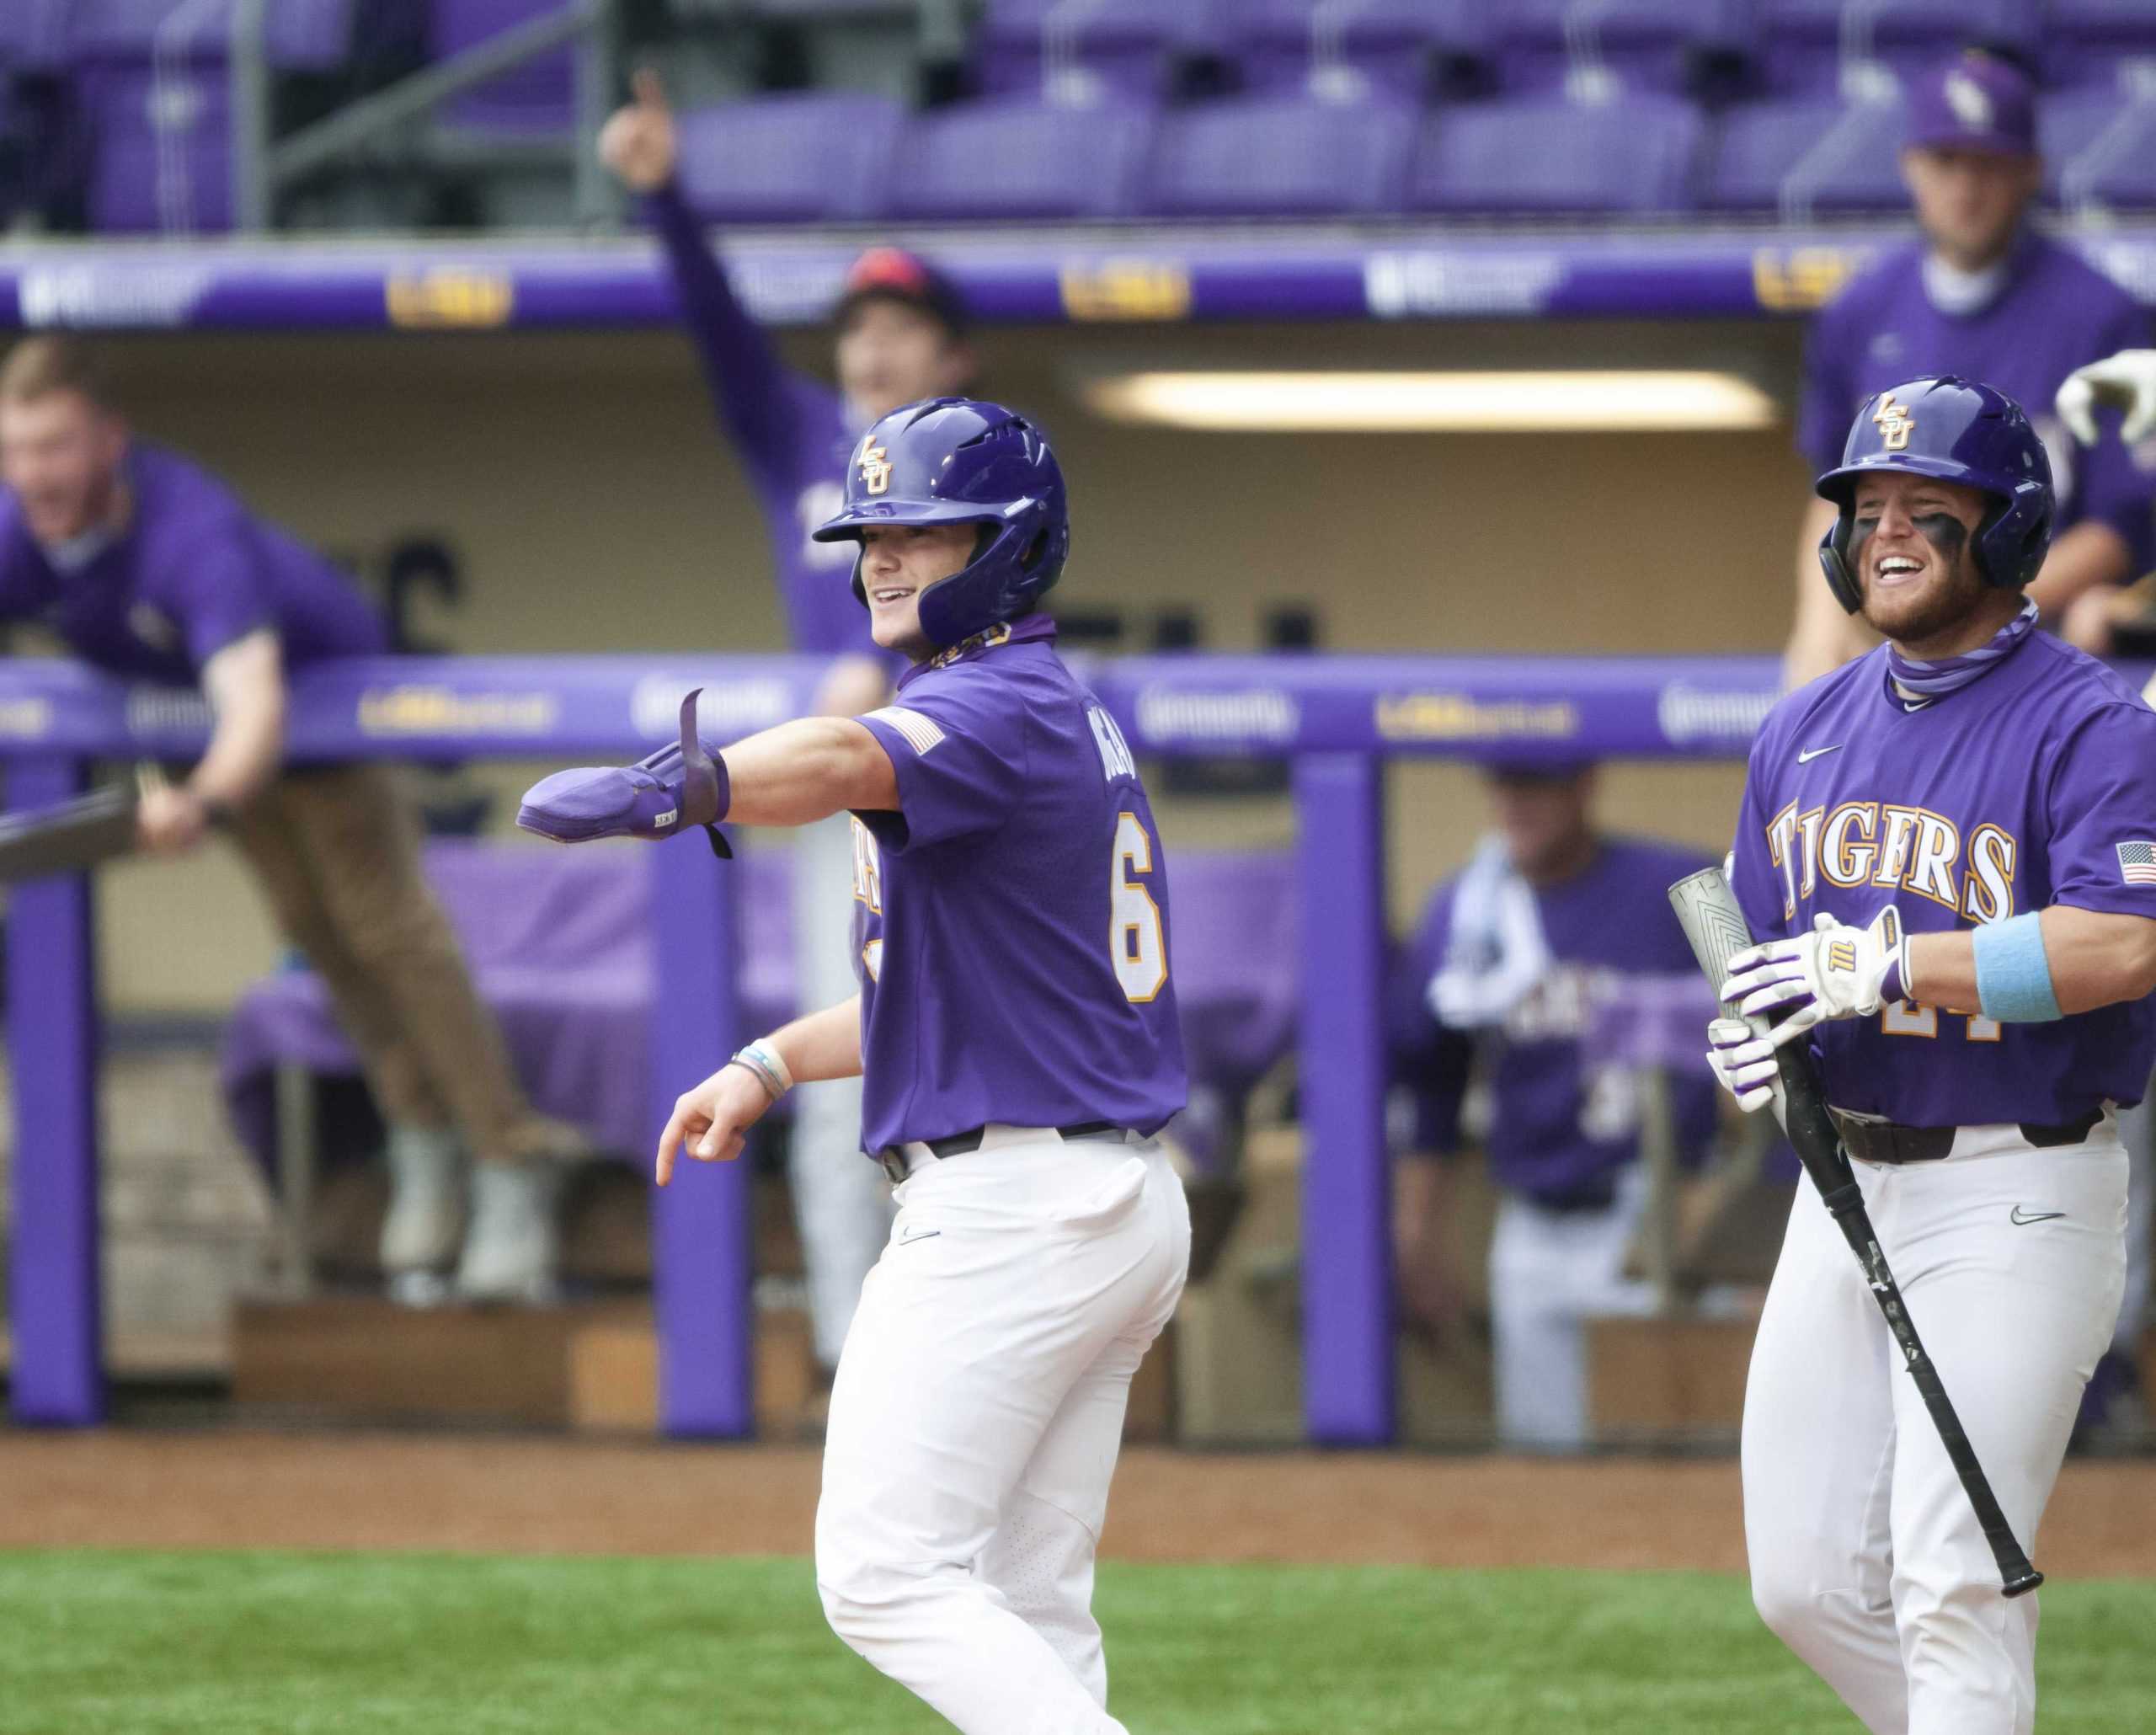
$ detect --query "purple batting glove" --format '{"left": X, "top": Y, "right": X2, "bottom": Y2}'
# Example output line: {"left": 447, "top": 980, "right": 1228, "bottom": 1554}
{"left": 518, "top": 689, "right": 733, "bottom": 856}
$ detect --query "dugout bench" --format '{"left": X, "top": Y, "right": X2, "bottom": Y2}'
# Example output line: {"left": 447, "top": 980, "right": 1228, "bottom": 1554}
{"left": 2, "top": 650, "right": 1808, "bottom": 1444}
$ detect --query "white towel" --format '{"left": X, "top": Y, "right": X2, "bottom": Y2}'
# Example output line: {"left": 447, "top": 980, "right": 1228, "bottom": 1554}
{"left": 1428, "top": 835, "right": 1552, "bottom": 1031}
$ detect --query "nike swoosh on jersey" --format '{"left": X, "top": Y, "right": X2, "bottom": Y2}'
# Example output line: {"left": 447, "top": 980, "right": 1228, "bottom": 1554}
{"left": 897, "top": 1227, "right": 942, "bottom": 1245}
{"left": 1797, "top": 745, "right": 1843, "bottom": 764}
{"left": 2009, "top": 1206, "right": 2067, "bottom": 1225}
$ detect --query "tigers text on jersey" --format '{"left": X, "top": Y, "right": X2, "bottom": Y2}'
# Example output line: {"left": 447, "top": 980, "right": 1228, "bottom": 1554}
{"left": 1729, "top": 629, "right": 2156, "bottom": 1125}
{"left": 847, "top": 614, "right": 1187, "bottom": 1153}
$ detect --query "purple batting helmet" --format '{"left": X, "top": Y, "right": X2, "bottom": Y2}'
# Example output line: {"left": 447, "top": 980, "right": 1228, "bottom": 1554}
{"left": 1813, "top": 375, "right": 2053, "bottom": 614}
{"left": 812, "top": 396, "right": 1070, "bottom": 649}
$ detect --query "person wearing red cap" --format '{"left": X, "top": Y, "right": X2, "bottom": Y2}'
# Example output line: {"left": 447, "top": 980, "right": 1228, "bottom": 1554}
{"left": 600, "top": 70, "right": 979, "bottom": 1401}
{"left": 1784, "top": 49, "right": 2154, "bottom": 686}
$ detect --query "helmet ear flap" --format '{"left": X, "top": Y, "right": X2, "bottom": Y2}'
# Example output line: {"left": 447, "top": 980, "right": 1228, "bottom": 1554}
{"left": 1972, "top": 479, "right": 2052, "bottom": 590}
{"left": 1818, "top": 503, "right": 1865, "bottom": 614}
{"left": 850, "top": 544, "right": 867, "bottom": 608}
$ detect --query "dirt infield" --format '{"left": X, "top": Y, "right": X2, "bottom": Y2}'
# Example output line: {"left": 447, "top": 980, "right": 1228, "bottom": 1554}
{"left": 5, "top": 1428, "right": 2156, "bottom": 1577}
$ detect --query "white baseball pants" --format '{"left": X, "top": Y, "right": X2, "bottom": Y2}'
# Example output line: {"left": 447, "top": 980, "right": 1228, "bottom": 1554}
{"left": 1742, "top": 1124, "right": 2127, "bottom": 1735}
{"left": 815, "top": 1131, "right": 1190, "bottom": 1735}
{"left": 1488, "top": 1166, "right": 1657, "bottom": 1452}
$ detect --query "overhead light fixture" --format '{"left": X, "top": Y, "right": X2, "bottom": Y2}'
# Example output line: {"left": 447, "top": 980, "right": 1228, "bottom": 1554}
{"left": 1079, "top": 370, "right": 1780, "bottom": 433}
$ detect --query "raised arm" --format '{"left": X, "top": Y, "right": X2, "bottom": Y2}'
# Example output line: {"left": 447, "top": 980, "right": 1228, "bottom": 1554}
{"left": 600, "top": 70, "right": 803, "bottom": 473}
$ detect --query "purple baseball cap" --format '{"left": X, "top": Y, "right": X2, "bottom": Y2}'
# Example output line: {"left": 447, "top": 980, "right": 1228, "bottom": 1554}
{"left": 1907, "top": 52, "right": 2037, "bottom": 157}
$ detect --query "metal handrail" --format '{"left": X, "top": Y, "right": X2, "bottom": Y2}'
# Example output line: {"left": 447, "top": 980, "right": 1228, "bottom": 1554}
{"left": 229, "top": 0, "right": 621, "bottom": 233}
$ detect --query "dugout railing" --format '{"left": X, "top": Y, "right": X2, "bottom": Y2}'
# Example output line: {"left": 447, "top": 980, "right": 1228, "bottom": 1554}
{"left": 0, "top": 649, "right": 1825, "bottom": 1443}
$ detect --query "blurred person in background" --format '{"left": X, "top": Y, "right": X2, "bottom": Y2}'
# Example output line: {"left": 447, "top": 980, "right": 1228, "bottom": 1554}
{"left": 1387, "top": 761, "right": 1719, "bottom": 1451}
{"left": 0, "top": 336, "right": 589, "bottom": 1305}
{"left": 1784, "top": 49, "right": 2153, "bottom": 686}
{"left": 599, "top": 69, "right": 978, "bottom": 1396}
{"left": 2059, "top": 348, "right": 2156, "bottom": 1442}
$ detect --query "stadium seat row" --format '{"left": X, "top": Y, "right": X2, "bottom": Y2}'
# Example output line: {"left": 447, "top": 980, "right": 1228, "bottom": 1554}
{"left": 654, "top": 88, "right": 2156, "bottom": 225}
{"left": 18, "top": 80, "right": 2156, "bottom": 236}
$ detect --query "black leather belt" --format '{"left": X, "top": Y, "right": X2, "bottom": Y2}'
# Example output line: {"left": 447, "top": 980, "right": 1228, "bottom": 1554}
{"left": 1829, "top": 1108, "right": 2103, "bottom": 1166}
{"left": 878, "top": 1120, "right": 1124, "bottom": 1184}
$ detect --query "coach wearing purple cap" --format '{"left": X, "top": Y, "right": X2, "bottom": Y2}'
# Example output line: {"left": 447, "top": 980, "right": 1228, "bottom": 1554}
{"left": 1785, "top": 50, "right": 2154, "bottom": 686}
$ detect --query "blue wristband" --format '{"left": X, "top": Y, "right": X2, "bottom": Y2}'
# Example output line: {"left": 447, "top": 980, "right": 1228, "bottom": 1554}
{"left": 1972, "top": 912, "right": 2063, "bottom": 1023}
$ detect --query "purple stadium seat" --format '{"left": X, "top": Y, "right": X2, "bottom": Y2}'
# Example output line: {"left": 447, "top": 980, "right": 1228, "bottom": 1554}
{"left": 1411, "top": 95, "right": 1705, "bottom": 216}
{"left": 430, "top": 0, "right": 574, "bottom": 137}
{"left": 81, "top": 63, "right": 232, "bottom": 232}
{"left": 1702, "top": 94, "right": 1903, "bottom": 216}
{"left": 888, "top": 99, "right": 1153, "bottom": 221}
{"left": 1757, "top": 0, "right": 2039, "bottom": 95}
{"left": 1233, "top": 1, "right": 1489, "bottom": 103}
{"left": 2045, "top": 90, "right": 2156, "bottom": 211}
{"left": 672, "top": 93, "right": 904, "bottom": 223}
{"left": 2048, "top": 0, "right": 2156, "bottom": 92}
{"left": 67, "top": 0, "right": 359, "bottom": 70}
{"left": 1495, "top": 0, "right": 1753, "bottom": 98}
{"left": 973, "top": 0, "right": 1215, "bottom": 104}
{"left": 0, "top": 0, "right": 72, "bottom": 71}
{"left": 1142, "top": 94, "right": 1415, "bottom": 217}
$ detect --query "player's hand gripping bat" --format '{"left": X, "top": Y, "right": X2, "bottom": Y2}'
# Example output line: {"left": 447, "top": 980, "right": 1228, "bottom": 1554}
{"left": 1668, "top": 866, "right": 2043, "bottom": 1599}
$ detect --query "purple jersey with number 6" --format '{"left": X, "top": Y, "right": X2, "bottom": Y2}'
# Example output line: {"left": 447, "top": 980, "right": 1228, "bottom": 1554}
{"left": 847, "top": 614, "right": 1187, "bottom": 1153}
{"left": 1729, "top": 630, "right": 2156, "bottom": 1126}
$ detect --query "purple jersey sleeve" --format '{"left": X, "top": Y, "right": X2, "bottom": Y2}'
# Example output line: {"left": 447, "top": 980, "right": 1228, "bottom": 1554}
{"left": 1385, "top": 884, "right": 1473, "bottom": 1156}
{"left": 2042, "top": 699, "right": 2156, "bottom": 921}
{"left": 853, "top": 679, "right": 1029, "bottom": 855}
{"left": 646, "top": 181, "right": 804, "bottom": 495}
{"left": 1796, "top": 283, "right": 1865, "bottom": 474}
{"left": 167, "top": 515, "right": 275, "bottom": 667}
{"left": 0, "top": 496, "right": 34, "bottom": 619}
{"left": 1728, "top": 726, "right": 1793, "bottom": 945}
{"left": 2067, "top": 300, "right": 2156, "bottom": 571}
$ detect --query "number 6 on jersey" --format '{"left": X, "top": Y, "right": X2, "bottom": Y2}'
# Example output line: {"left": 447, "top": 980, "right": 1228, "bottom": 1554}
{"left": 1113, "top": 810, "right": 1166, "bottom": 1002}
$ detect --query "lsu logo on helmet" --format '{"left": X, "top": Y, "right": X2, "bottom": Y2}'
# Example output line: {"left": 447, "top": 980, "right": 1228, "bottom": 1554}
{"left": 859, "top": 441, "right": 893, "bottom": 495}
{"left": 1871, "top": 393, "right": 1914, "bottom": 451}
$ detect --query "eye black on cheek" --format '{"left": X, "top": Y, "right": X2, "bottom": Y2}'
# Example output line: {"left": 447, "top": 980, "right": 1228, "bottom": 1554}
{"left": 1912, "top": 513, "right": 1968, "bottom": 561}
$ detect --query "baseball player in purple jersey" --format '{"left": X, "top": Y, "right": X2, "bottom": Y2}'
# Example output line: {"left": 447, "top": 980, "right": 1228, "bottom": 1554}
{"left": 0, "top": 336, "right": 591, "bottom": 1302}
{"left": 1785, "top": 51, "right": 2154, "bottom": 686}
{"left": 600, "top": 71, "right": 981, "bottom": 1388}
{"left": 1710, "top": 375, "right": 2156, "bottom": 1733}
{"left": 521, "top": 398, "right": 1188, "bottom": 1734}
{"left": 1388, "top": 763, "right": 1718, "bottom": 1449}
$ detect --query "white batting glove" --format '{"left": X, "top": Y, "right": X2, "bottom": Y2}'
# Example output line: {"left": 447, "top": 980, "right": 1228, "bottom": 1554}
{"left": 2057, "top": 350, "right": 2156, "bottom": 446}
{"left": 1718, "top": 907, "right": 1908, "bottom": 1048}
{"left": 1705, "top": 1017, "right": 1780, "bottom": 1114}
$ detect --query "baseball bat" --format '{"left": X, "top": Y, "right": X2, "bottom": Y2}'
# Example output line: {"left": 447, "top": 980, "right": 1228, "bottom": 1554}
{"left": 1668, "top": 866, "right": 2042, "bottom": 1599}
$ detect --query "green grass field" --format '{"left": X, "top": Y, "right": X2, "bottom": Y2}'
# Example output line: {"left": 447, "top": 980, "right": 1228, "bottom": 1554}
{"left": 4, "top": 1551, "right": 2154, "bottom": 1732}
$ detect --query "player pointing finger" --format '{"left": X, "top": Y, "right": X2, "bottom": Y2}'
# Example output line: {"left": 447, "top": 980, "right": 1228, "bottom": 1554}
{"left": 524, "top": 400, "right": 1188, "bottom": 1735}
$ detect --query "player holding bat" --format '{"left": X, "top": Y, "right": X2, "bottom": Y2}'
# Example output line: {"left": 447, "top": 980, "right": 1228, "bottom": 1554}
{"left": 1706, "top": 375, "right": 2156, "bottom": 1735}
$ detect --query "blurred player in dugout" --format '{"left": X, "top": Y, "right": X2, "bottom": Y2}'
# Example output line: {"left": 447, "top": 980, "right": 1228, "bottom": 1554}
{"left": 598, "top": 71, "right": 976, "bottom": 1390}
{"left": 1387, "top": 761, "right": 1720, "bottom": 1451}
{"left": 0, "top": 336, "right": 589, "bottom": 1303}
{"left": 1785, "top": 49, "right": 2156, "bottom": 687}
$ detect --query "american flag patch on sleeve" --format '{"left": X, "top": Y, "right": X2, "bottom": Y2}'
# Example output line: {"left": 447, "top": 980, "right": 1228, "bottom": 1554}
{"left": 2118, "top": 841, "right": 2156, "bottom": 885}
{"left": 866, "top": 706, "right": 946, "bottom": 756}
